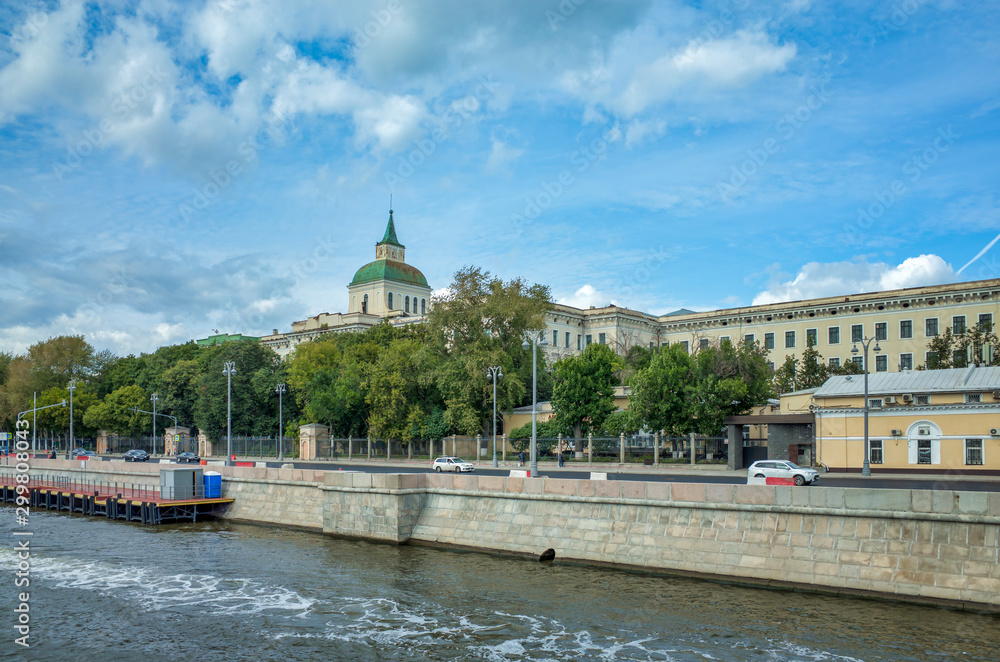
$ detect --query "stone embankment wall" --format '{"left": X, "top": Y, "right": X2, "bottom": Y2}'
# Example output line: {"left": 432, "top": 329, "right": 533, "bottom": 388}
{"left": 13, "top": 459, "right": 1000, "bottom": 610}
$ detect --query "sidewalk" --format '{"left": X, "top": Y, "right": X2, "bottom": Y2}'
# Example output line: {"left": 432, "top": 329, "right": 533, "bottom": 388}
{"left": 209, "top": 454, "right": 1000, "bottom": 483}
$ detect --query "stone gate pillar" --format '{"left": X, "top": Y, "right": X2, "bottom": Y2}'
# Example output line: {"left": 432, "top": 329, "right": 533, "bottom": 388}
{"left": 298, "top": 424, "right": 328, "bottom": 461}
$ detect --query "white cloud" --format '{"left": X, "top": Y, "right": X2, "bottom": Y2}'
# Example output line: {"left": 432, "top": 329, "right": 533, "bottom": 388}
{"left": 616, "top": 31, "right": 796, "bottom": 116}
{"left": 485, "top": 137, "right": 524, "bottom": 173}
{"left": 752, "top": 255, "right": 956, "bottom": 305}
{"left": 558, "top": 284, "right": 615, "bottom": 309}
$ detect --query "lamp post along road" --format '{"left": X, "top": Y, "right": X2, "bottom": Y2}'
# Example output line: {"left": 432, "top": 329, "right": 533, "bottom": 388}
{"left": 852, "top": 336, "right": 881, "bottom": 477}
{"left": 276, "top": 383, "right": 286, "bottom": 462}
{"left": 67, "top": 380, "right": 76, "bottom": 452}
{"left": 150, "top": 393, "right": 159, "bottom": 456}
{"left": 522, "top": 333, "right": 548, "bottom": 476}
{"left": 19, "top": 400, "right": 66, "bottom": 455}
{"left": 223, "top": 362, "right": 237, "bottom": 465}
{"left": 487, "top": 367, "right": 502, "bottom": 468}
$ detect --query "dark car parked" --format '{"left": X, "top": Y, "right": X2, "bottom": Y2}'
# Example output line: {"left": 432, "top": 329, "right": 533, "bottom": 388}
{"left": 176, "top": 452, "right": 201, "bottom": 464}
{"left": 123, "top": 449, "right": 150, "bottom": 462}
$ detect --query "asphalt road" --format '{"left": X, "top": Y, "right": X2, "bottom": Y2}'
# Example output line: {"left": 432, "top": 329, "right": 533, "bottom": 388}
{"left": 284, "top": 461, "right": 1000, "bottom": 492}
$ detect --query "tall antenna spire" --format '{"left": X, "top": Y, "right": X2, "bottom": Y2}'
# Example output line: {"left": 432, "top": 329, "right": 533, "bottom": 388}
{"left": 389, "top": 193, "right": 392, "bottom": 214}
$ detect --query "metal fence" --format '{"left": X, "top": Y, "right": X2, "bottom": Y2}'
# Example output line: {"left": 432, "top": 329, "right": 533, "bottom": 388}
{"left": 511, "top": 435, "right": 729, "bottom": 464}
{"left": 0, "top": 469, "right": 210, "bottom": 501}
{"left": 315, "top": 438, "right": 439, "bottom": 461}
{"left": 225, "top": 436, "right": 295, "bottom": 458}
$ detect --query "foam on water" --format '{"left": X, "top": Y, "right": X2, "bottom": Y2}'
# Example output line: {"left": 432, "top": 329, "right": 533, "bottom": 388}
{"left": 7, "top": 547, "right": 314, "bottom": 617}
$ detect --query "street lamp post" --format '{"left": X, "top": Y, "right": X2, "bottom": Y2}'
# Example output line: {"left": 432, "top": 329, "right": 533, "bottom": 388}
{"left": 18, "top": 400, "right": 66, "bottom": 457}
{"left": 67, "top": 380, "right": 76, "bottom": 452}
{"left": 150, "top": 393, "right": 158, "bottom": 456}
{"left": 486, "top": 366, "right": 502, "bottom": 468}
{"left": 521, "top": 332, "right": 548, "bottom": 476}
{"left": 852, "top": 336, "right": 881, "bottom": 477}
{"left": 276, "top": 383, "right": 286, "bottom": 462}
{"left": 223, "top": 362, "right": 237, "bottom": 465}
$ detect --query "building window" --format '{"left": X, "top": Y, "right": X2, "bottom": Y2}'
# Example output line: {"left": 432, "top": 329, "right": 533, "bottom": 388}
{"left": 720, "top": 336, "right": 730, "bottom": 345}
{"left": 679, "top": 341, "right": 689, "bottom": 354}
{"left": 806, "top": 328, "right": 817, "bottom": 347}
{"left": 875, "top": 355, "right": 888, "bottom": 372}
{"left": 925, "top": 350, "right": 938, "bottom": 366}
{"left": 978, "top": 313, "right": 993, "bottom": 331}
{"left": 585, "top": 335, "right": 593, "bottom": 346}
{"left": 565, "top": 332, "right": 571, "bottom": 348}
{"left": 421, "top": 299, "right": 427, "bottom": 315}
{"left": 868, "top": 398, "right": 883, "bottom": 409}
{"left": 577, "top": 335, "right": 582, "bottom": 350}
{"left": 953, "top": 349, "right": 967, "bottom": 367}
{"left": 875, "top": 322, "right": 887, "bottom": 341}
{"left": 362, "top": 294, "right": 368, "bottom": 314}
{"left": 965, "top": 393, "right": 982, "bottom": 404}
{"left": 828, "top": 327, "right": 840, "bottom": 344}
{"left": 829, "top": 357, "right": 840, "bottom": 368}
{"left": 917, "top": 439, "right": 932, "bottom": 464}
{"left": 851, "top": 324, "right": 863, "bottom": 343}
{"left": 915, "top": 395, "right": 930, "bottom": 405}
{"left": 699, "top": 338, "right": 709, "bottom": 350}
{"left": 405, "top": 296, "right": 410, "bottom": 313}
{"left": 852, "top": 356, "right": 864, "bottom": 367}
{"left": 387, "top": 292, "right": 393, "bottom": 309}
{"left": 870, "top": 440, "right": 883, "bottom": 464}
{"left": 785, "top": 331, "right": 795, "bottom": 348}
{"left": 925, "top": 318, "right": 938, "bottom": 337}
{"left": 744, "top": 333, "right": 755, "bottom": 344}
{"left": 953, "top": 315, "right": 966, "bottom": 335}
{"left": 899, "top": 353, "right": 913, "bottom": 371}
{"left": 900, "top": 320, "right": 913, "bottom": 339}
{"left": 553, "top": 330, "right": 558, "bottom": 346}
{"left": 965, "top": 439, "right": 984, "bottom": 465}
{"left": 599, "top": 333, "right": 606, "bottom": 345}
{"left": 764, "top": 333, "right": 775, "bottom": 349}
{"left": 767, "top": 361, "right": 775, "bottom": 371}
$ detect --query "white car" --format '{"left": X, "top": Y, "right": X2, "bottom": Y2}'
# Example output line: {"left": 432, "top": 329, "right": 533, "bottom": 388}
{"left": 747, "top": 460, "right": 819, "bottom": 486}
{"left": 432, "top": 456, "right": 475, "bottom": 473}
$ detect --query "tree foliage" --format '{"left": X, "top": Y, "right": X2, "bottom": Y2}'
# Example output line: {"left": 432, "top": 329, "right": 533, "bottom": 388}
{"left": 551, "top": 342, "right": 620, "bottom": 451}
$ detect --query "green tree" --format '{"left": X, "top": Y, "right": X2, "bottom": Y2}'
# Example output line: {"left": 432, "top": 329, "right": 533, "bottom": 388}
{"left": 773, "top": 355, "right": 798, "bottom": 394}
{"left": 35, "top": 385, "right": 99, "bottom": 439}
{"left": 600, "top": 409, "right": 640, "bottom": 436}
{"left": 192, "top": 340, "right": 282, "bottom": 440}
{"left": 26, "top": 335, "right": 96, "bottom": 393}
{"left": 159, "top": 359, "right": 200, "bottom": 430}
{"left": 925, "top": 328, "right": 956, "bottom": 369}
{"left": 551, "top": 342, "right": 620, "bottom": 454}
{"left": 957, "top": 321, "right": 998, "bottom": 366}
{"left": 426, "top": 265, "right": 551, "bottom": 436}
{"left": 363, "top": 338, "right": 425, "bottom": 441}
{"left": 82, "top": 385, "right": 151, "bottom": 436}
{"left": 628, "top": 343, "right": 696, "bottom": 436}
{"left": 796, "top": 339, "right": 829, "bottom": 389}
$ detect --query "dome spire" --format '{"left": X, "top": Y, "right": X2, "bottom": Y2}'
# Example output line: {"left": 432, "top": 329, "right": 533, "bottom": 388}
{"left": 379, "top": 207, "right": 403, "bottom": 248}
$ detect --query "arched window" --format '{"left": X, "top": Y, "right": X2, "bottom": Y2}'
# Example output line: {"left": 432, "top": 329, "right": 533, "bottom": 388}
{"left": 421, "top": 299, "right": 426, "bottom": 315}
{"left": 388, "top": 292, "right": 393, "bottom": 309}
{"left": 362, "top": 294, "right": 368, "bottom": 314}
{"left": 405, "top": 295, "right": 410, "bottom": 313}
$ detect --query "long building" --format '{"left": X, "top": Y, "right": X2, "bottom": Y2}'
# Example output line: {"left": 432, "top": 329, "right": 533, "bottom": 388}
{"left": 261, "top": 211, "right": 1000, "bottom": 370}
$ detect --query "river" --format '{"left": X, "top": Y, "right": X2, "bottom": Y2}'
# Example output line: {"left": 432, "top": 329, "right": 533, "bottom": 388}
{"left": 3, "top": 510, "right": 998, "bottom": 661}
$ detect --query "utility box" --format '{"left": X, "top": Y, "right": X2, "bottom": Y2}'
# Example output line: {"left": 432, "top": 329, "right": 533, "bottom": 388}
{"left": 159, "top": 466, "right": 204, "bottom": 500}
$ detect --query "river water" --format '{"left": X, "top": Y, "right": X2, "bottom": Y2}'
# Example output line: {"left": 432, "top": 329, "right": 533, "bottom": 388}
{"left": 3, "top": 510, "right": 998, "bottom": 661}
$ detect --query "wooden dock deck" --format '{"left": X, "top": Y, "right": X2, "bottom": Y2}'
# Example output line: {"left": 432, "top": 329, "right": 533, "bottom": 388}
{"left": 1, "top": 477, "right": 234, "bottom": 525}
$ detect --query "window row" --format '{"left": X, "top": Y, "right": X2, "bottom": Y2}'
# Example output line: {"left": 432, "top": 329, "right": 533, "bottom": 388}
{"left": 745, "top": 313, "right": 993, "bottom": 350}
{"left": 869, "top": 439, "right": 984, "bottom": 465}
{"left": 385, "top": 293, "right": 427, "bottom": 315}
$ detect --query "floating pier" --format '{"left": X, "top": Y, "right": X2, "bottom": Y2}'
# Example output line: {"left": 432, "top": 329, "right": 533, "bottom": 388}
{"left": 1, "top": 472, "right": 233, "bottom": 525}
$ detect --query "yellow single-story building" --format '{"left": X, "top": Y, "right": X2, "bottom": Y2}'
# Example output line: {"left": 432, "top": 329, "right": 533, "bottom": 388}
{"left": 798, "top": 366, "right": 1000, "bottom": 474}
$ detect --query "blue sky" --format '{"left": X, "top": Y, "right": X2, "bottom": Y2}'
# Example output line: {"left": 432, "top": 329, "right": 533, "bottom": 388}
{"left": 1, "top": 0, "right": 999, "bottom": 356}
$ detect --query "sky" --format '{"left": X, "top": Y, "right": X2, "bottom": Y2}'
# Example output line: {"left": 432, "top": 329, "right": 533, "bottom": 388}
{"left": 1, "top": 0, "right": 999, "bottom": 357}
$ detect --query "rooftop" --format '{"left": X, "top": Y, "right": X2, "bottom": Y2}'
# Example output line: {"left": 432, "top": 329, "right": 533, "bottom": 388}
{"left": 814, "top": 366, "right": 1000, "bottom": 397}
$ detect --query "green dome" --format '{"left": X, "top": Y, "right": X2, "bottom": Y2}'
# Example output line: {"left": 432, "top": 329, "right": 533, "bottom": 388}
{"left": 350, "top": 260, "right": 429, "bottom": 287}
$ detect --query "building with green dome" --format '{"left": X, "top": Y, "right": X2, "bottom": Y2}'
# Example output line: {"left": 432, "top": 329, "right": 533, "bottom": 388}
{"left": 347, "top": 209, "right": 431, "bottom": 317}
{"left": 261, "top": 210, "right": 432, "bottom": 358}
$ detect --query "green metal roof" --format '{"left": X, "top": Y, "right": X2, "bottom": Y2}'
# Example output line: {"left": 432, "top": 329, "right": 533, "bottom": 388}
{"left": 378, "top": 210, "right": 403, "bottom": 247}
{"left": 349, "top": 260, "right": 429, "bottom": 287}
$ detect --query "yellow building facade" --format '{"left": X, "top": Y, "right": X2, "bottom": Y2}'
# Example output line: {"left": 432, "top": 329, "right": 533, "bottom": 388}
{"left": 784, "top": 367, "right": 1000, "bottom": 473}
